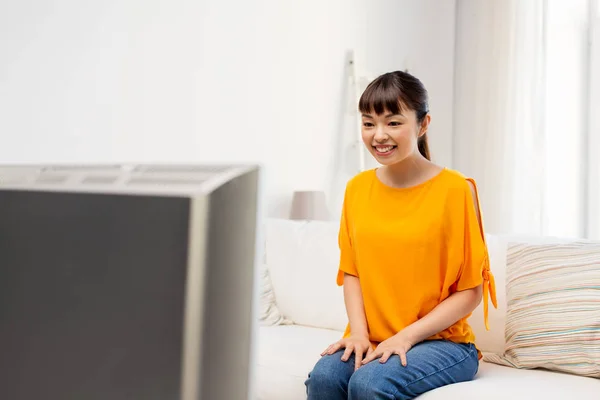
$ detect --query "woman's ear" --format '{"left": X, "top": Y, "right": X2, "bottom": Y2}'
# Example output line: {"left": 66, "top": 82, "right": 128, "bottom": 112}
{"left": 418, "top": 114, "right": 431, "bottom": 137}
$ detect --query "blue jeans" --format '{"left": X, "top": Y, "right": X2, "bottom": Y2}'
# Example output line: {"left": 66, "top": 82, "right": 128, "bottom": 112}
{"left": 305, "top": 340, "right": 479, "bottom": 400}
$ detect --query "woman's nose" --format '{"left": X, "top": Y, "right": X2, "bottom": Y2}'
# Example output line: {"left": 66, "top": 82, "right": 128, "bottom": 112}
{"left": 374, "top": 126, "right": 388, "bottom": 142}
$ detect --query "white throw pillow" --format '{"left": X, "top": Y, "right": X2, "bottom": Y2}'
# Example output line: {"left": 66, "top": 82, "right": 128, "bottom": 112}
{"left": 265, "top": 219, "right": 348, "bottom": 332}
{"left": 484, "top": 241, "right": 600, "bottom": 378}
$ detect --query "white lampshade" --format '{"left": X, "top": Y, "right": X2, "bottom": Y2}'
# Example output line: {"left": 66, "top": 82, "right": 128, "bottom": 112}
{"left": 289, "top": 190, "right": 329, "bottom": 220}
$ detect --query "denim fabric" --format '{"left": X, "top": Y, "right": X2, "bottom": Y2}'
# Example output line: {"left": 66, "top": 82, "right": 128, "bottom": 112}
{"left": 305, "top": 340, "right": 479, "bottom": 400}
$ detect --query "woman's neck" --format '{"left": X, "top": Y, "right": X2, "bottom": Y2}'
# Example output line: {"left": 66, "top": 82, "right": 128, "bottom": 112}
{"left": 378, "top": 153, "right": 440, "bottom": 188}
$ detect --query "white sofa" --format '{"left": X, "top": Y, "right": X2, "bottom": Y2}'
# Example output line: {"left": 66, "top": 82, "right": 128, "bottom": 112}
{"left": 256, "top": 219, "right": 600, "bottom": 399}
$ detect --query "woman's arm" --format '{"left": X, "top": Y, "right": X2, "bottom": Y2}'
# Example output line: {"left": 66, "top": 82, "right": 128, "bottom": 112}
{"left": 401, "top": 284, "right": 482, "bottom": 345}
{"left": 361, "top": 285, "right": 482, "bottom": 366}
{"left": 403, "top": 181, "right": 484, "bottom": 344}
{"left": 343, "top": 273, "right": 369, "bottom": 338}
{"left": 323, "top": 273, "right": 372, "bottom": 371}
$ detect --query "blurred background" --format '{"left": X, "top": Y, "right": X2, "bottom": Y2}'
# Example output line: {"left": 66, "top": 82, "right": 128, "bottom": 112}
{"left": 1, "top": 0, "right": 598, "bottom": 239}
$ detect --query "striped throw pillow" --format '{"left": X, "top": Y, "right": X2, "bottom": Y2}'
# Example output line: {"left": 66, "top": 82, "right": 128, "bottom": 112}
{"left": 484, "top": 241, "right": 600, "bottom": 378}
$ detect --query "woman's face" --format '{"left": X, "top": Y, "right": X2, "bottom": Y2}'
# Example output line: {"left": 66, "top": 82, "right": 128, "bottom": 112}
{"left": 361, "top": 107, "right": 428, "bottom": 166}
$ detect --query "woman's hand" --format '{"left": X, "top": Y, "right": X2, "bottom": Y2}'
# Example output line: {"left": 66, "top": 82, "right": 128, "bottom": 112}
{"left": 321, "top": 334, "right": 373, "bottom": 371}
{"left": 361, "top": 332, "right": 415, "bottom": 367}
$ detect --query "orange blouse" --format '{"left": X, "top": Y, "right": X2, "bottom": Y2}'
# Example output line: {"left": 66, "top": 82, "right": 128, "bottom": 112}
{"left": 336, "top": 168, "right": 497, "bottom": 347}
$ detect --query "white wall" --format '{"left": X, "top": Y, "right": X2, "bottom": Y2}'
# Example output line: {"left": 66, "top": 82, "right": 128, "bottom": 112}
{"left": 0, "top": 0, "right": 456, "bottom": 218}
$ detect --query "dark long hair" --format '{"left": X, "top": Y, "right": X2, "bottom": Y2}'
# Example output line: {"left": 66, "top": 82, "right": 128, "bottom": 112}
{"left": 358, "top": 71, "right": 431, "bottom": 160}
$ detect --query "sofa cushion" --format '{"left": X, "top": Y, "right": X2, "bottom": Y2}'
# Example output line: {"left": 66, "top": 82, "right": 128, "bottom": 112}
{"left": 256, "top": 325, "right": 341, "bottom": 400}
{"left": 484, "top": 240, "right": 600, "bottom": 378}
{"left": 255, "top": 325, "right": 600, "bottom": 400}
{"left": 265, "top": 219, "right": 348, "bottom": 331}
{"left": 418, "top": 357, "right": 600, "bottom": 400}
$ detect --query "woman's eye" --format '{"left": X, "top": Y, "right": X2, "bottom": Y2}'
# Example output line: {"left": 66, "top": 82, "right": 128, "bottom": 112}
{"left": 363, "top": 122, "right": 374, "bottom": 127}
{"left": 389, "top": 121, "right": 402, "bottom": 126}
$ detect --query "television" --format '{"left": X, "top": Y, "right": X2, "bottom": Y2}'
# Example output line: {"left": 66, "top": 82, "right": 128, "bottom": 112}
{"left": 0, "top": 164, "right": 260, "bottom": 400}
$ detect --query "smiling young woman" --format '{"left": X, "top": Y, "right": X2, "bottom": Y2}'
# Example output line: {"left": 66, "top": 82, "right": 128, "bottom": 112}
{"left": 305, "top": 71, "right": 497, "bottom": 400}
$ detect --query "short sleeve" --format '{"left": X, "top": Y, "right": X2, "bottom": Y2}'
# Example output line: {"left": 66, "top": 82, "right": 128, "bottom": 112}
{"left": 336, "top": 185, "right": 358, "bottom": 286}
{"left": 456, "top": 178, "right": 498, "bottom": 330}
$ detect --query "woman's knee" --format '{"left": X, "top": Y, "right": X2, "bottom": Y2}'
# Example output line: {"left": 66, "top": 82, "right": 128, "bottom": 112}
{"left": 305, "top": 352, "right": 354, "bottom": 397}
{"left": 348, "top": 363, "right": 399, "bottom": 400}
{"left": 305, "top": 363, "right": 337, "bottom": 392}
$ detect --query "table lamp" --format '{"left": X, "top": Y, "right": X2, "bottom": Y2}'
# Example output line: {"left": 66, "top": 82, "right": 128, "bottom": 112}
{"left": 289, "top": 190, "right": 329, "bottom": 220}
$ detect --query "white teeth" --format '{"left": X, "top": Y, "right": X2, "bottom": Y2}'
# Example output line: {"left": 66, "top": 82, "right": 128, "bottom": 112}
{"left": 376, "top": 146, "right": 394, "bottom": 153}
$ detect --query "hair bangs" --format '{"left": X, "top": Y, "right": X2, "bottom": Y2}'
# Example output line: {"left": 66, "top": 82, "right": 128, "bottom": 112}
{"left": 359, "top": 77, "right": 407, "bottom": 116}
